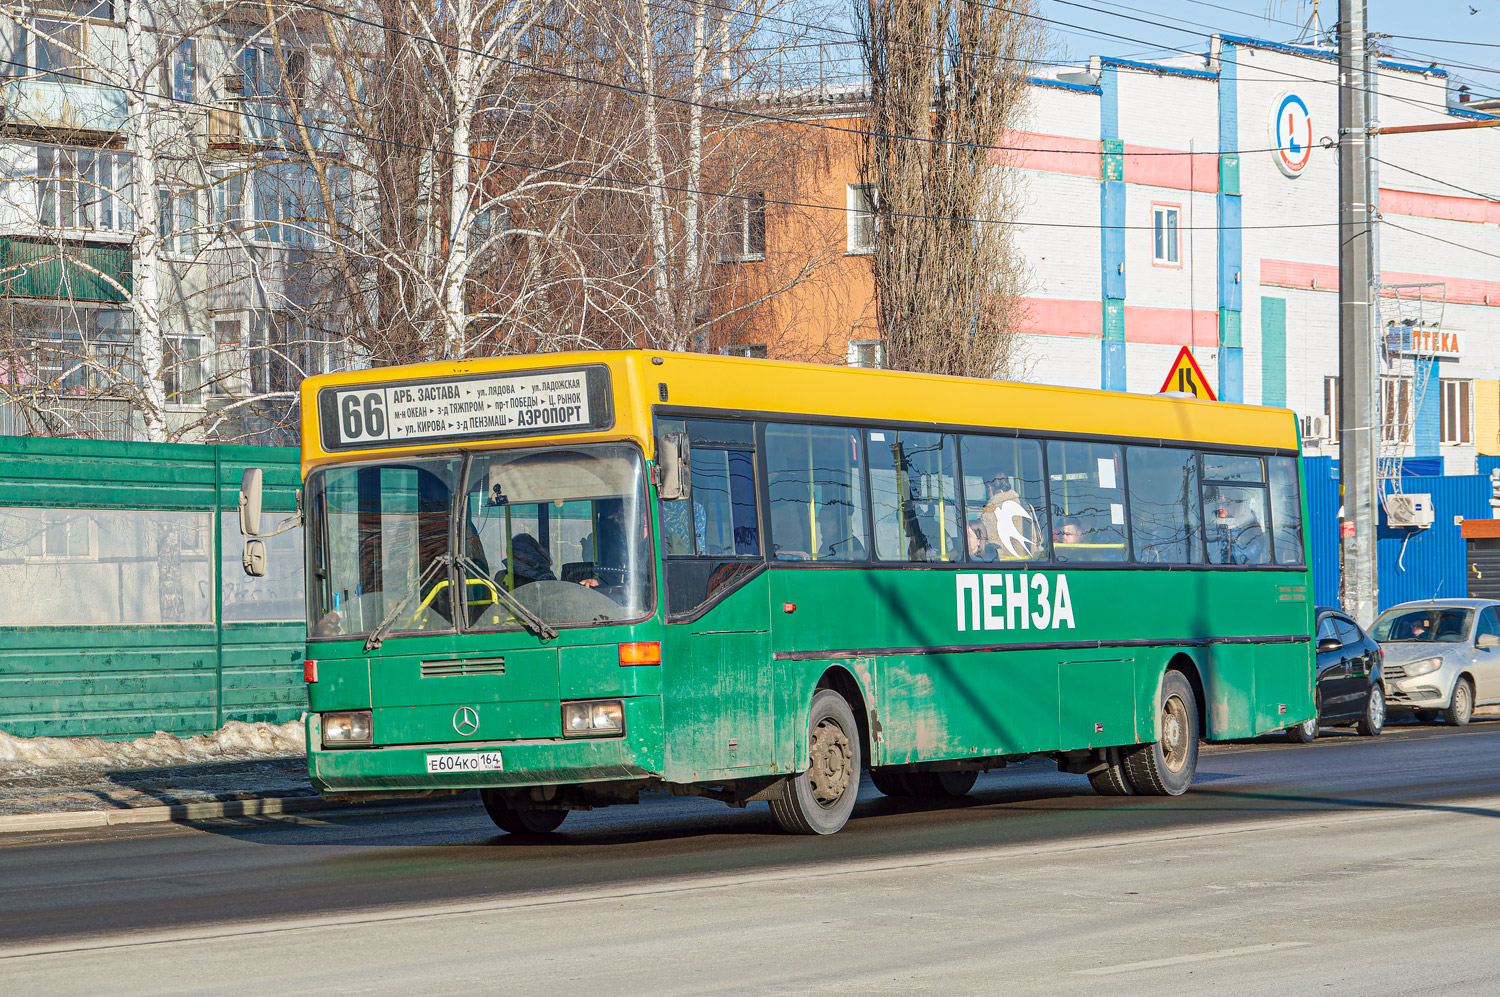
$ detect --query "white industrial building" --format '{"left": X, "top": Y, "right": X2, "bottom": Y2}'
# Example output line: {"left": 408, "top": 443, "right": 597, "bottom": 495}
{"left": 1006, "top": 35, "right": 1500, "bottom": 475}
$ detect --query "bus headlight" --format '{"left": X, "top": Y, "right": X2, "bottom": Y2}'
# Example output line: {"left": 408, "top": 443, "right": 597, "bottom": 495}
{"left": 1404, "top": 657, "right": 1443, "bottom": 678}
{"left": 562, "top": 700, "right": 625, "bottom": 737}
{"left": 322, "top": 710, "right": 373, "bottom": 747}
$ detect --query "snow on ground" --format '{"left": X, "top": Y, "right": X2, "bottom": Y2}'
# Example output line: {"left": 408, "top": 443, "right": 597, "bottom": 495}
{"left": 0, "top": 721, "right": 306, "bottom": 775}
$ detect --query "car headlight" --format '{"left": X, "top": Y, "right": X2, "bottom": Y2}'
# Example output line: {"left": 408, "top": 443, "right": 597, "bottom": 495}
{"left": 1404, "top": 657, "right": 1443, "bottom": 678}
{"left": 562, "top": 700, "right": 625, "bottom": 737}
{"left": 322, "top": 710, "right": 373, "bottom": 747}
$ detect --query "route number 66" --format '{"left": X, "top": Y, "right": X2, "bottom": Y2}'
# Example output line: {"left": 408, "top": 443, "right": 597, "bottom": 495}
{"left": 341, "top": 392, "right": 387, "bottom": 440}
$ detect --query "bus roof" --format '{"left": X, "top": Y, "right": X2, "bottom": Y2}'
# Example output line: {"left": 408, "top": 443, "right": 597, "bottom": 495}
{"left": 301, "top": 350, "right": 1299, "bottom": 470}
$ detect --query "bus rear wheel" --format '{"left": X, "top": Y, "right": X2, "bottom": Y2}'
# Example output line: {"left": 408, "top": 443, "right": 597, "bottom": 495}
{"left": 870, "top": 768, "right": 916, "bottom": 797}
{"left": 1124, "top": 671, "right": 1199, "bottom": 796}
{"left": 1088, "top": 746, "right": 1137, "bottom": 796}
{"left": 480, "top": 789, "right": 568, "bottom": 835}
{"left": 770, "top": 689, "right": 862, "bottom": 834}
{"left": 908, "top": 770, "right": 977, "bottom": 797}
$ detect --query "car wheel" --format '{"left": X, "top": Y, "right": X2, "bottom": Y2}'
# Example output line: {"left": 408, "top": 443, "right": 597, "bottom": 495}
{"left": 1088, "top": 746, "right": 1137, "bottom": 796}
{"left": 1414, "top": 709, "right": 1441, "bottom": 724}
{"left": 907, "top": 770, "right": 978, "bottom": 797}
{"left": 1286, "top": 718, "right": 1317, "bottom": 743}
{"left": 480, "top": 789, "right": 568, "bottom": 835}
{"left": 1443, "top": 677, "right": 1475, "bottom": 727}
{"left": 1356, "top": 684, "right": 1386, "bottom": 736}
{"left": 770, "top": 689, "right": 862, "bottom": 834}
{"left": 870, "top": 767, "right": 916, "bottom": 797}
{"left": 1124, "top": 671, "right": 1199, "bottom": 796}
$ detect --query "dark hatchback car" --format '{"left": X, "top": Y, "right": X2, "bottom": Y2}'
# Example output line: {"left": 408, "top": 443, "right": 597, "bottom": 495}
{"left": 1286, "top": 607, "right": 1386, "bottom": 741}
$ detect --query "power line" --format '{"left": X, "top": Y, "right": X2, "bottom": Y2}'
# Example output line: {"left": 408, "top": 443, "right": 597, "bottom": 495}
{"left": 0, "top": 56, "right": 1343, "bottom": 237}
{"left": 1384, "top": 219, "right": 1500, "bottom": 264}
{"left": 1372, "top": 156, "right": 1500, "bottom": 205}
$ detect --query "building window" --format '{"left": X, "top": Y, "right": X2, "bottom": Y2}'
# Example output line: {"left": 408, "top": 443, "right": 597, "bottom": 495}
{"left": 209, "top": 166, "right": 246, "bottom": 227}
{"left": 1324, "top": 376, "right": 1341, "bottom": 440}
{"left": 36, "top": 146, "right": 134, "bottom": 233}
{"left": 719, "top": 344, "right": 767, "bottom": 358}
{"left": 23, "top": 510, "right": 96, "bottom": 560}
{"left": 253, "top": 162, "right": 319, "bottom": 246}
{"left": 164, "top": 336, "right": 204, "bottom": 406}
{"left": 1152, "top": 204, "right": 1180, "bottom": 266}
{"left": 847, "top": 184, "right": 877, "bottom": 254}
{"left": 164, "top": 39, "right": 196, "bottom": 102}
{"left": 158, "top": 186, "right": 199, "bottom": 255}
{"left": 1380, "top": 375, "right": 1413, "bottom": 444}
{"left": 717, "top": 193, "right": 766, "bottom": 261}
{"left": 849, "top": 339, "right": 883, "bottom": 369}
{"left": 1442, "top": 378, "right": 1472, "bottom": 445}
{"left": 30, "top": 17, "right": 84, "bottom": 83}
{"left": 211, "top": 315, "right": 248, "bottom": 396}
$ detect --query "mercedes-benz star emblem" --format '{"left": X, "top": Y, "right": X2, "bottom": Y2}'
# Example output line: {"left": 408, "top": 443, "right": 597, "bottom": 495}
{"left": 453, "top": 706, "right": 480, "bottom": 737}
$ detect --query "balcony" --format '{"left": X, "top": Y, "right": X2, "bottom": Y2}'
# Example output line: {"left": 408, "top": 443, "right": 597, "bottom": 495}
{"left": 204, "top": 100, "right": 296, "bottom": 150}
{"left": 2, "top": 79, "right": 127, "bottom": 137}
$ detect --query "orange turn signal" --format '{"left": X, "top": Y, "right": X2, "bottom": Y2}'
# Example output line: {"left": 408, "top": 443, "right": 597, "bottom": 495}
{"left": 618, "top": 641, "right": 661, "bottom": 666}
{"left": 303, "top": 659, "right": 319, "bottom": 684}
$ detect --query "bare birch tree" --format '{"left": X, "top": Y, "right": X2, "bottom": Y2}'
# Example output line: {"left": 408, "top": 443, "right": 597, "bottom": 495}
{"left": 856, "top": 0, "right": 1043, "bottom": 378}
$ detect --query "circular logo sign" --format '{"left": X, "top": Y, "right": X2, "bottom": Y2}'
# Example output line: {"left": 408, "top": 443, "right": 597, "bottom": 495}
{"left": 453, "top": 706, "right": 480, "bottom": 737}
{"left": 1271, "top": 93, "right": 1313, "bottom": 177}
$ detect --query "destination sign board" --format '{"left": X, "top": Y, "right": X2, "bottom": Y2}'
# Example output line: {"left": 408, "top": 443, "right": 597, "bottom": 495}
{"left": 318, "top": 365, "right": 612, "bottom": 450}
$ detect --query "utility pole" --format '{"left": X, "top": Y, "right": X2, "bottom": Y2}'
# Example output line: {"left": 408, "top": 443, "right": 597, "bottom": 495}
{"left": 1338, "top": 0, "right": 1378, "bottom": 624}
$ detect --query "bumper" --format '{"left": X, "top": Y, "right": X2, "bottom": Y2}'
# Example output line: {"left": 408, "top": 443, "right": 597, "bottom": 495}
{"left": 306, "top": 705, "right": 662, "bottom": 794}
{"left": 1385, "top": 675, "right": 1451, "bottom": 708}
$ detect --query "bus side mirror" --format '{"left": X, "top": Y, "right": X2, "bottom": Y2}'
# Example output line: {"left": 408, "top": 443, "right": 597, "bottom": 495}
{"left": 239, "top": 468, "right": 264, "bottom": 537}
{"left": 243, "top": 538, "right": 267, "bottom": 578}
{"left": 659, "top": 432, "right": 690, "bottom": 500}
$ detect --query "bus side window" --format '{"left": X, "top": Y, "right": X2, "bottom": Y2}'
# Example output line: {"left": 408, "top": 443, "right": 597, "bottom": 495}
{"left": 869, "top": 430, "right": 959, "bottom": 563}
{"left": 660, "top": 419, "right": 763, "bottom": 620}
{"left": 765, "top": 423, "right": 868, "bottom": 562}
{"left": 1125, "top": 446, "right": 1204, "bottom": 564}
{"left": 1047, "top": 440, "right": 1127, "bottom": 563}
{"left": 1203, "top": 454, "right": 1271, "bottom": 567}
{"left": 959, "top": 435, "right": 1048, "bottom": 562}
{"left": 1268, "top": 456, "right": 1305, "bottom": 566}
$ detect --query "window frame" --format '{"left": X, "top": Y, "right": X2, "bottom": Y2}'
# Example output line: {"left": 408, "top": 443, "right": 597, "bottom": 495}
{"left": 1151, "top": 202, "right": 1182, "bottom": 267}
{"left": 847, "top": 183, "right": 877, "bottom": 255}
{"left": 1441, "top": 377, "right": 1472, "bottom": 446}
{"left": 656, "top": 408, "right": 1308, "bottom": 575}
{"left": 717, "top": 193, "right": 766, "bottom": 262}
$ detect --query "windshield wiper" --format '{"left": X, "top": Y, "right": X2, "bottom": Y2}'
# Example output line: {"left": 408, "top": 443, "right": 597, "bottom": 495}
{"left": 364, "top": 553, "right": 453, "bottom": 652}
{"left": 455, "top": 553, "right": 558, "bottom": 640}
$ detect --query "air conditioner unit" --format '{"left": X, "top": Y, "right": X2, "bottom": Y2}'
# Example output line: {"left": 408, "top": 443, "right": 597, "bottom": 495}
{"left": 1384, "top": 492, "right": 1435, "bottom": 529}
{"left": 1301, "top": 414, "right": 1329, "bottom": 442}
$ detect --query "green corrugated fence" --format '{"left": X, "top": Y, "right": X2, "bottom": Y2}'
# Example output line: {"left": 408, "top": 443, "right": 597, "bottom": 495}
{"left": 0, "top": 437, "right": 307, "bottom": 739}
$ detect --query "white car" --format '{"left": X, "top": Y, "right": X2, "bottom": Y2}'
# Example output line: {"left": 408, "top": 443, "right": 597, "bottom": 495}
{"left": 1370, "top": 599, "right": 1500, "bottom": 725}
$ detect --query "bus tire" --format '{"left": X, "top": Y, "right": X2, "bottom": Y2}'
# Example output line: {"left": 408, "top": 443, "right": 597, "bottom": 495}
{"left": 480, "top": 789, "right": 568, "bottom": 835}
{"left": 1088, "top": 746, "right": 1137, "bottom": 796}
{"left": 770, "top": 689, "right": 861, "bottom": 834}
{"left": 1124, "top": 671, "right": 1199, "bottom": 797}
{"left": 908, "top": 770, "right": 978, "bottom": 797}
{"left": 870, "top": 768, "right": 916, "bottom": 797}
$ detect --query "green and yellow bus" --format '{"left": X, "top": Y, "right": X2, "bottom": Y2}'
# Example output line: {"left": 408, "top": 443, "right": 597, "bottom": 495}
{"left": 239, "top": 351, "right": 1314, "bottom": 835}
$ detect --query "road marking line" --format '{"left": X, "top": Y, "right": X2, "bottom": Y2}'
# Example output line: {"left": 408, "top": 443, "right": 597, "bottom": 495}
{"left": 1075, "top": 942, "right": 1310, "bottom": 975}
{"left": 4, "top": 795, "right": 1498, "bottom": 961}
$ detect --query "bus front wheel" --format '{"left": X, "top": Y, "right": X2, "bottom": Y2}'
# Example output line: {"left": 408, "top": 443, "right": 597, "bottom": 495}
{"left": 480, "top": 789, "right": 569, "bottom": 835}
{"left": 1123, "top": 671, "right": 1199, "bottom": 796}
{"left": 770, "top": 689, "right": 862, "bottom": 834}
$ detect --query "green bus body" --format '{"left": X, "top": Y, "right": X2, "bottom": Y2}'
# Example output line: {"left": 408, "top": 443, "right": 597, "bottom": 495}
{"left": 300, "top": 362, "right": 1314, "bottom": 809}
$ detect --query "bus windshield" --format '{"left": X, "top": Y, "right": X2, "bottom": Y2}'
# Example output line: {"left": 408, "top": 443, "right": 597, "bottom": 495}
{"left": 306, "top": 444, "right": 652, "bottom": 639}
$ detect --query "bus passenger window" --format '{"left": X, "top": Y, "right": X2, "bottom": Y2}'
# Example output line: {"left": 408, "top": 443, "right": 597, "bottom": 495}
{"left": 1268, "top": 456, "right": 1305, "bottom": 565}
{"left": 1047, "top": 441, "right": 1126, "bottom": 563}
{"left": 1125, "top": 447, "right": 1204, "bottom": 564}
{"left": 959, "top": 435, "right": 1048, "bottom": 562}
{"left": 1202, "top": 453, "right": 1271, "bottom": 566}
{"left": 765, "top": 423, "right": 868, "bottom": 561}
{"left": 869, "top": 430, "right": 959, "bottom": 562}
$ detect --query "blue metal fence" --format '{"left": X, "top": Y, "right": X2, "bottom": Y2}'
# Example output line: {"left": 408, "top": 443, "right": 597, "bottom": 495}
{"left": 1303, "top": 456, "right": 1495, "bottom": 612}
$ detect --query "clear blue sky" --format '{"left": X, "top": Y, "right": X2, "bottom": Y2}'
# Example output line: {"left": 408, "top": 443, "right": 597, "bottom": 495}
{"left": 1041, "top": 1, "right": 1500, "bottom": 99}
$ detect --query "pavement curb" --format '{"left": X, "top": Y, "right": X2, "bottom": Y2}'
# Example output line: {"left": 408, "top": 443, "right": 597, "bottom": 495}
{"left": 0, "top": 795, "right": 337, "bottom": 834}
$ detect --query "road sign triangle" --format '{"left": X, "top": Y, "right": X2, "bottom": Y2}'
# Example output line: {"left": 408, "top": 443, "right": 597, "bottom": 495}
{"left": 1158, "top": 345, "right": 1217, "bottom": 400}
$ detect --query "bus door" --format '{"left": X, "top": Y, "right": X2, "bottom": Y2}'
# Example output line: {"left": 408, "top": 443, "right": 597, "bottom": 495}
{"left": 658, "top": 419, "right": 774, "bottom": 777}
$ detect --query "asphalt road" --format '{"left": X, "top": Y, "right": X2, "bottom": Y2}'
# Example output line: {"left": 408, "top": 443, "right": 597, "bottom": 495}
{"left": 4, "top": 718, "right": 1500, "bottom": 995}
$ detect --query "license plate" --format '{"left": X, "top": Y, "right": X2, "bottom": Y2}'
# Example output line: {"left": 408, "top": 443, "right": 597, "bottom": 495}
{"left": 425, "top": 751, "right": 504, "bottom": 774}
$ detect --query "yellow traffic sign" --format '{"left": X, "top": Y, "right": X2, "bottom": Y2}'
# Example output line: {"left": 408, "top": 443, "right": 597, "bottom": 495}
{"left": 1158, "top": 346, "right": 1216, "bottom": 400}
